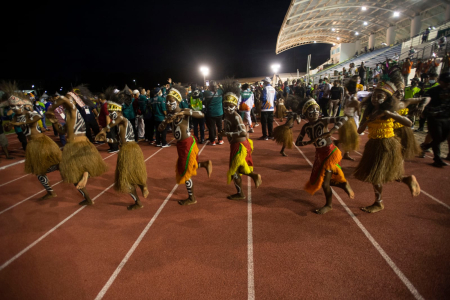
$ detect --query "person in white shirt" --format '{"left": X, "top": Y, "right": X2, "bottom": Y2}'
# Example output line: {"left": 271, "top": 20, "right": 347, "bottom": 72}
{"left": 259, "top": 77, "right": 276, "bottom": 140}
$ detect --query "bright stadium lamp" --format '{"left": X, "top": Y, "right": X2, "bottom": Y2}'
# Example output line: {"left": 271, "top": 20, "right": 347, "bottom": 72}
{"left": 31, "top": 85, "right": 34, "bottom": 88}
{"left": 200, "top": 66, "right": 209, "bottom": 86}
{"left": 314, "top": 41, "right": 316, "bottom": 43}
{"left": 361, "top": 6, "right": 367, "bottom": 11}
{"left": 394, "top": 11, "right": 400, "bottom": 17}
{"left": 355, "top": 32, "right": 359, "bottom": 35}
{"left": 331, "top": 28, "right": 336, "bottom": 32}
{"left": 271, "top": 64, "right": 280, "bottom": 74}
{"left": 363, "top": 21, "right": 368, "bottom": 25}
{"left": 337, "top": 37, "right": 340, "bottom": 40}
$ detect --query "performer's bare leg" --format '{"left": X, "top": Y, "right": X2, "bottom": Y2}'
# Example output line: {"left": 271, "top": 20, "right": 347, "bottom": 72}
{"left": 330, "top": 178, "right": 355, "bottom": 199}
{"left": 37, "top": 165, "right": 59, "bottom": 200}
{"left": 128, "top": 186, "right": 144, "bottom": 210}
{"left": 238, "top": 166, "right": 262, "bottom": 188}
{"left": 198, "top": 160, "right": 213, "bottom": 177}
{"left": 401, "top": 175, "right": 420, "bottom": 196}
{"left": 280, "top": 146, "right": 287, "bottom": 157}
{"left": 361, "top": 184, "right": 384, "bottom": 213}
{"left": 228, "top": 173, "right": 246, "bottom": 200}
{"left": 77, "top": 172, "right": 94, "bottom": 205}
{"left": 316, "top": 170, "right": 333, "bottom": 214}
{"left": 178, "top": 179, "right": 197, "bottom": 205}
{"left": 138, "top": 184, "right": 149, "bottom": 198}
{"left": 343, "top": 151, "right": 355, "bottom": 161}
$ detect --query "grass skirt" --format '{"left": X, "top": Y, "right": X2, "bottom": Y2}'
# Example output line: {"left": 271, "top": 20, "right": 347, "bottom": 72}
{"left": 176, "top": 136, "right": 199, "bottom": 184}
{"left": 338, "top": 117, "right": 360, "bottom": 152}
{"left": 354, "top": 137, "right": 404, "bottom": 185}
{"left": 227, "top": 139, "right": 254, "bottom": 183}
{"left": 114, "top": 142, "right": 147, "bottom": 193}
{"left": 25, "top": 134, "right": 62, "bottom": 175}
{"left": 305, "top": 144, "right": 346, "bottom": 195}
{"left": 60, "top": 136, "right": 107, "bottom": 183}
{"left": 394, "top": 127, "right": 421, "bottom": 160}
{"left": 273, "top": 125, "right": 293, "bottom": 149}
{"left": 276, "top": 104, "right": 286, "bottom": 118}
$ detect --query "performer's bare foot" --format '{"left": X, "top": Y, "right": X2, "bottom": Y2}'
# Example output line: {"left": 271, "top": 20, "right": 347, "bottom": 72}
{"left": 403, "top": 175, "right": 420, "bottom": 197}
{"left": 76, "top": 174, "right": 89, "bottom": 190}
{"left": 79, "top": 199, "right": 94, "bottom": 206}
{"left": 343, "top": 153, "right": 355, "bottom": 161}
{"left": 361, "top": 201, "right": 384, "bottom": 213}
{"left": 315, "top": 205, "right": 332, "bottom": 214}
{"left": 39, "top": 191, "right": 57, "bottom": 200}
{"left": 338, "top": 181, "right": 355, "bottom": 199}
{"left": 227, "top": 193, "right": 246, "bottom": 200}
{"left": 250, "top": 174, "right": 262, "bottom": 188}
{"left": 127, "top": 202, "right": 143, "bottom": 210}
{"left": 142, "top": 187, "right": 149, "bottom": 198}
{"left": 178, "top": 196, "right": 197, "bottom": 205}
{"left": 280, "top": 150, "right": 287, "bottom": 157}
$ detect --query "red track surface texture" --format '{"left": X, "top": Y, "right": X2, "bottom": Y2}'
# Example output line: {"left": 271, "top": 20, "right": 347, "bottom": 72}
{"left": 0, "top": 121, "right": 449, "bottom": 300}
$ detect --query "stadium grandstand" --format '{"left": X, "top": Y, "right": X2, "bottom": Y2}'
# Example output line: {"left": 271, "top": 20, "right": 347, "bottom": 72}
{"left": 276, "top": 0, "right": 450, "bottom": 84}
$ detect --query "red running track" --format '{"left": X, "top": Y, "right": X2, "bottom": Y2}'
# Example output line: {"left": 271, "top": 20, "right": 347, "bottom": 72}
{"left": 0, "top": 121, "right": 448, "bottom": 300}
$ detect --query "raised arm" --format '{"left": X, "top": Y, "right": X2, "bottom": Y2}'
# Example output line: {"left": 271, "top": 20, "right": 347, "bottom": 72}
{"left": 384, "top": 111, "right": 413, "bottom": 127}
{"left": 179, "top": 108, "right": 204, "bottom": 119}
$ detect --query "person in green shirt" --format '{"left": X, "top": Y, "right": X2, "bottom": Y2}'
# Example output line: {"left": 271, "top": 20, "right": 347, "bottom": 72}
{"left": 204, "top": 80, "right": 224, "bottom": 145}
{"left": 190, "top": 84, "right": 205, "bottom": 143}
{"left": 151, "top": 88, "right": 169, "bottom": 147}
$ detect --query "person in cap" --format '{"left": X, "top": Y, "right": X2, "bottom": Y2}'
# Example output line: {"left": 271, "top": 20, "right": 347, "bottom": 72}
{"left": 46, "top": 85, "right": 107, "bottom": 206}
{"left": 96, "top": 89, "right": 149, "bottom": 210}
{"left": 2, "top": 82, "right": 61, "bottom": 200}
{"left": 419, "top": 72, "right": 450, "bottom": 166}
{"left": 295, "top": 99, "right": 353, "bottom": 214}
{"left": 259, "top": 77, "right": 276, "bottom": 140}
{"left": 158, "top": 85, "right": 212, "bottom": 205}
{"left": 354, "top": 65, "right": 421, "bottom": 213}
{"left": 218, "top": 79, "right": 261, "bottom": 200}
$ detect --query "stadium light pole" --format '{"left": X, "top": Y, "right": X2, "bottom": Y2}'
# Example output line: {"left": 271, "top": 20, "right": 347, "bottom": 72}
{"left": 200, "top": 66, "right": 209, "bottom": 87}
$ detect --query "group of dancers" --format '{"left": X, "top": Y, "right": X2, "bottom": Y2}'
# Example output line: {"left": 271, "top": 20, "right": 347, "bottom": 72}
{"left": 1, "top": 62, "right": 430, "bottom": 214}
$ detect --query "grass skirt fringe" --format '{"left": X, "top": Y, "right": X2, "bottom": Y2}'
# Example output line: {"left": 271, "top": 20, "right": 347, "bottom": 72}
{"left": 394, "top": 127, "right": 421, "bottom": 160}
{"left": 175, "top": 137, "right": 199, "bottom": 184}
{"left": 304, "top": 145, "right": 346, "bottom": 195}
{"left": 25, "top": 134, "right": 62, "bottom": 175}
{"left": 354, "top": 137, "right": 404, "bottom": 185}
{"left": 338, "top": 117, "right": 360, "bottom": 152}
{"left": 114, "top": 142, "right": 147, "bottom": 193}
{"left": 275, "top": 105, "right": 286, "bottom": 118}
{"left": 273, "top": 125, "right": 293, "bottom": 148}
{"left": 227, "top": 139, "right": 254, "bottom": 183}
{"left": 60, "top": 136, "right": 107, "bottom": 183}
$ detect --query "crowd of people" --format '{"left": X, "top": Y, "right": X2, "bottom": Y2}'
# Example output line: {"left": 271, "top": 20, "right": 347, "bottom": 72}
{"left": 0, "top": 55, "right": 448, "bottom": 215}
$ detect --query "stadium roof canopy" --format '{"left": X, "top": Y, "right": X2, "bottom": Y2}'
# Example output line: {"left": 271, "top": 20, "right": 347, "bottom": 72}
{"left": 276, "top": 0, "right": 448, "bottom": 54}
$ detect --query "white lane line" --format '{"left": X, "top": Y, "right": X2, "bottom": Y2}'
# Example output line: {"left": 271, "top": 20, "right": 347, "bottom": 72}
{"left": 0, "top": 153, "right": 118, "bottom": 216}
{"left": 0, "top": 183, "right": 115, "bottom": 271}
{"left": 0, "top": 160, "right": 25, "bottom": 170}
{"left": 94, "top": 184, "right": 178, "bottom": 300}
{"left": 95, "top": 141, "right": 207, "bottom": 299}
{"left": 0, "top": 174, "right": 29, "bottom": 187}
{"left": 293, "top": 143, "right": 425, "bottom": 300}
{"left": 247, "top": 177, "right": 255, "bottom": 300}
{"left": 144, "top": 139, "right": 175, "bottom": 162}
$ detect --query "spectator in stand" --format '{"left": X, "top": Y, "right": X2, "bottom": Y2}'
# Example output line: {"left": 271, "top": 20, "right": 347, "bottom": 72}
{"left": 319, "top": 78, "right": 332, "bottom": 117}
{"left": 420, "top": 58, "right": 431, "bottom": 83}
{"left": 373, "top": 64, "right": 382, "bottom": 84}
{"left": 367, "top": 67, "right": 374, "bottom": 87}
{"left": 123, "top": 90, "right": 137, "bottom": 141}
{"left": 98, "top": 93, "right": 119, "bottom": 153}
{"left": 358, "top": 61, "right": 367, "bottom": 86}
{"left": 259, "top": 77, "right": 276, "bottom": 140}
{"left": 438, "top": 35, "right": 447, "bottom": 51}
{"left": 428, "top": 57, "right": 440, "bottom": 75}
{"left": 392, "top": 53, "right": 399, "bottom": 61}
{"left": 402, "top": 57, "right": 414, "bottom": 86}
{"left": 204, "top": 80, "right": 224, "bottom": 145}
{"left": 422, "top": 27, "right": 430, "bottom": 44}
{"left": 348, "top": 63, "right": 356, "bottom": 76}
{"left": 151, "top": 88, "right": 169, "bottom": 147}
{"left": 409, "top": 46, "right": 416, "bottom": 59}
{"left": 342, "top": 67, "right": 348, "bottom": 78}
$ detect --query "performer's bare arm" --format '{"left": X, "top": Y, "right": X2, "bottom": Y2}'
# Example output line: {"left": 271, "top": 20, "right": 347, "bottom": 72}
{"left": 178, "top": 108, "right": 204, "bottom": 119}
{"left": 400, "top": 96, "right": 431, "bottom": 117}
{"left": 295, "top": 125, "right": 314, "bottom": 146}
{"left": 220, "top": 114, "right": 247, "bottom": 138}
{"left": 96, "top": 116, "right": 126, "bottom": 141}
{"left": 383, "top": 111, "right": 413, "bottom": 127}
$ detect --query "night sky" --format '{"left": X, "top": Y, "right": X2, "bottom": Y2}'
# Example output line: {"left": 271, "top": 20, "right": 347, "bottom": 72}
{"left": 2, "top": 0, "right": 331, "bottom": 94}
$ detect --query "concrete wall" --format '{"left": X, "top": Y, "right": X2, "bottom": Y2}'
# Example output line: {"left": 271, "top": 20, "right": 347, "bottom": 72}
{"left": 339, "top": 43, "right": 356, "bottom": 62}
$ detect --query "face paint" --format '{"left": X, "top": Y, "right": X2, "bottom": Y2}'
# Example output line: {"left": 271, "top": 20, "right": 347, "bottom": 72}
{"left": 372, "top": 91, "right": 387, "bottom": 105}
{"left": 11, "top": 105, "right": 24, "bottom": 113}
{"left": 224, "top": 104, "right": 236, "bottom": 114}
{"left": 168, "top": 101, "right": 177, "bottom": 111}
{"left": 306, "top": 105, "right": 320, "bottom": 121}
{"left": 109, "top": 111, "right": 118, "bottom": 120}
